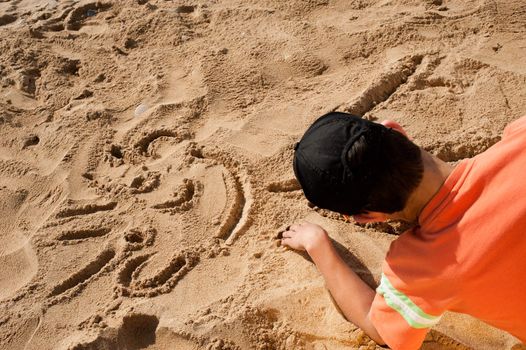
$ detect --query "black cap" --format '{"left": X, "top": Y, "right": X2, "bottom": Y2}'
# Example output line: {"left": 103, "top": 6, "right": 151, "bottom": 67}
{"left": 293, "top": 112, "right": 387, "bottom": 215}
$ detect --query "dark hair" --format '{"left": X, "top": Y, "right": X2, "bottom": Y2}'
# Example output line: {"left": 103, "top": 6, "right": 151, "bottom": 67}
{"left": 348, "top": 127, "right": 423, "bottom": 214}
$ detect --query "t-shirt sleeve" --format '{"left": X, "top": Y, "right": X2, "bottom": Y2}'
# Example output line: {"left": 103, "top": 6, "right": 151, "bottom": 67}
{"left": 370, "top": 273, "right": 444, "bottom": 350}
{"left": 369, "top": 233, "right": 451, "bottom": 350}
{"left": 502, "top": 115, "right": 526, "bottom": 139}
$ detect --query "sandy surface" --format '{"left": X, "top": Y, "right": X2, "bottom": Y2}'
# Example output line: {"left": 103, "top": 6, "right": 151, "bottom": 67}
{"left": 1, "top": 0, "right": 525, "bottom": 349}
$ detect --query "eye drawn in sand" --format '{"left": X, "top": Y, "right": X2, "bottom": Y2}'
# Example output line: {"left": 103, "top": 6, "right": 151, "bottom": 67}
{"left": 133, "top": 129, "right": 190, "bottom": 157}
{"left": 37, "top": 135, "right": 253, "bottom": 312}
{"left": 111, "top": 126, "right": 193, "bottom": 166}
{"left": 128, "top": 172, "right": 161, "bottom": 194}
{"left": 16, "top": 78, "right": 256, "bottom": 346}
{"left": 151, "top": 178, "right": 202, "bottom": 213}
{"left": 123, "top": 226, "right": 156, "bottom": 251}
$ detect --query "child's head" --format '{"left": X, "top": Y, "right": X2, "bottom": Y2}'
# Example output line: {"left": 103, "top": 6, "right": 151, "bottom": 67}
{"left": 293, "top": 112, "right": 423, "bottom": 216}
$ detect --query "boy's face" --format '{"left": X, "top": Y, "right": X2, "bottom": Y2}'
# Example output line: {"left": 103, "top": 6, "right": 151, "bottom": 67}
{"left": 350, "top": 212, "right": 389, "bottom": 224}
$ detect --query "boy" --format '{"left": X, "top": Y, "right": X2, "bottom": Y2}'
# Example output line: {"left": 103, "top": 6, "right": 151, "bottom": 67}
{"left": 283, "top": 112, "right": 526, "bottom": 349}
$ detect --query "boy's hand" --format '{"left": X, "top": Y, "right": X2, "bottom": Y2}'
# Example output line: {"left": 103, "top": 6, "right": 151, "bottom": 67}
{"left": 280, "top": 222, "right": 329, "bottom": 252}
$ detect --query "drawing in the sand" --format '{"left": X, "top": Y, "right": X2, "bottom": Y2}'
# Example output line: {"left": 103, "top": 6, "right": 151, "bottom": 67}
{"left": 0, "top": 0, "right": 525, "bottom": 349}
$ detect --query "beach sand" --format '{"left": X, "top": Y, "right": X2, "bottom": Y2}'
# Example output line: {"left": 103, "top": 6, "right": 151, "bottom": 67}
{"left": 1, "top": 0, "right": 525, "bottom": 349}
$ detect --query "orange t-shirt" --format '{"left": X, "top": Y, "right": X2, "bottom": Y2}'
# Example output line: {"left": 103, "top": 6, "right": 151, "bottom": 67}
{"left": 370, "top": 116, "right": 526, "bottom": 349}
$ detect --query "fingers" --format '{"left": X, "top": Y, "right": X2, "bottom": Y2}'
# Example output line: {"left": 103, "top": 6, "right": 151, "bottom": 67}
{"left": 281, "top": 229, "right": 296, "bottom": 239}
{"left": 277, "top": 222, "right": 300, "bottom": 239}
{"left": 276, "top": 221, "right": 312, "bottom": 244}
{"left": 288, "top": 223, "right": 300, "bottom": 231}
{"left": 280, "top": 237, "right": 291, "bottom": 247}
{"left": 289, "top": 222, "right": 309, "bottom": 232}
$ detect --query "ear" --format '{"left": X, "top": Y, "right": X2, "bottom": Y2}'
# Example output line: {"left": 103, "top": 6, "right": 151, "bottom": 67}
{"left": 352, "top": 211, "right": 389, "bottom": 224}
{"left": 381, "top": 120, "right": 409, "bottom": 138}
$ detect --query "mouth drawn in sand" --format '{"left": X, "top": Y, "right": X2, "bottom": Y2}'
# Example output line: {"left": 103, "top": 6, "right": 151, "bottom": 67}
{"left": 116, "top": 251, "right": 199, "bottom": 298}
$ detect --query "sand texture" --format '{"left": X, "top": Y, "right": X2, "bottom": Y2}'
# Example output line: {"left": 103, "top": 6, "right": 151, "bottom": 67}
{"left": 1, "top": 0, "right": 526, "bottom": 349}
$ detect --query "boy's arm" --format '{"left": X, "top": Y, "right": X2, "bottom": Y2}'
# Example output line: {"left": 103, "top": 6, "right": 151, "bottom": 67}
{"left": 281, "top": 222, "right": 384, "bottom": 345}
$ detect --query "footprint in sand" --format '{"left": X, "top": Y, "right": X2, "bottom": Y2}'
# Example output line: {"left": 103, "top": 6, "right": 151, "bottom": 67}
{"left": 62, "top": 313, "right": 160, "bottom": 350}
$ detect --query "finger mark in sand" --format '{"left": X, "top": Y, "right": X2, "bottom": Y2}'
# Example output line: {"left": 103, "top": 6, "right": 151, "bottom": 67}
{"left": 55, "top": 201, "right": 117, "bottom": 218}
{"left": 64, "top": 2, "right": 112, "bottom": 31}
{"left": 151, "top": 178, "right": 202, "bottom": 212}
{"left": 0, "top": 244, "right": 38, "bottom": 301}
{"left": 57, "top": 58, "right": 81, "bottom": 76}
{"left": 343, "top": 55, "right": 424, "bottom": 116}
{"left": 137, "top": 255, "right": 187, "bottom": 288}
{"left": 109, "top": 144, "right": 123, "bottom": 159}
{"left": 425, "top": 134, "right": 501, "bottom": 162}
{"left": 123, "top": 227, "right": 156, "bottom": 250}
{"left": 129, "top": 172, "right": 161, "bottom": 194}
{"left": 0, "top": 14, "right": 17, "bottom": 27}
{"left": 127, "top": 128, "right": 193, "bottom": 162}
{"left": 214, "top": 169, "right": 253, "bottom": 245}
{"left": 57, "top": 227, "right": 112, "bottom": 242}
{"left": 134, "top": 129, "right": 184, "bottom": 155}
{"left": 266, "top": 178, "right": 301, "bottom": 193}
{"left": 117, "top": 254, "right": 152, "bottom": 287}
{"left": 117, "top": 314, "right": 159, "bottom": 349}
{"left": 116, "top": 251, "right": 199, "bottom": 297}
{"left": 49, "top": 248, "right": 115, "bottom": 297}
{"left": 176, "top": 5, "right": 196, "bottom": 14}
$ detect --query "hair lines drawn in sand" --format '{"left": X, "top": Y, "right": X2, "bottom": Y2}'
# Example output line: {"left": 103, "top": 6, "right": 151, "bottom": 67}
{"left": 57, "top": 227, "right": 112, "bottom": 242}
{"left": 49, "top": 248, "right": 116, "bottom": 297}
{"left": 55, "top": 202, "right": 117, "bottom": 218}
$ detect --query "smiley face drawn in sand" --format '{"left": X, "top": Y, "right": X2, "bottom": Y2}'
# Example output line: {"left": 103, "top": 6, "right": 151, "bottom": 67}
{"left": 28, "top": 98, "right": 254, "bottom": 319}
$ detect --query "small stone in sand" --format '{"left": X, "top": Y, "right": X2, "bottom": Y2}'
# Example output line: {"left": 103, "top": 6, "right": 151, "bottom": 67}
{"left": 134, "top": 104, "right": 148, "bottom": 117}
